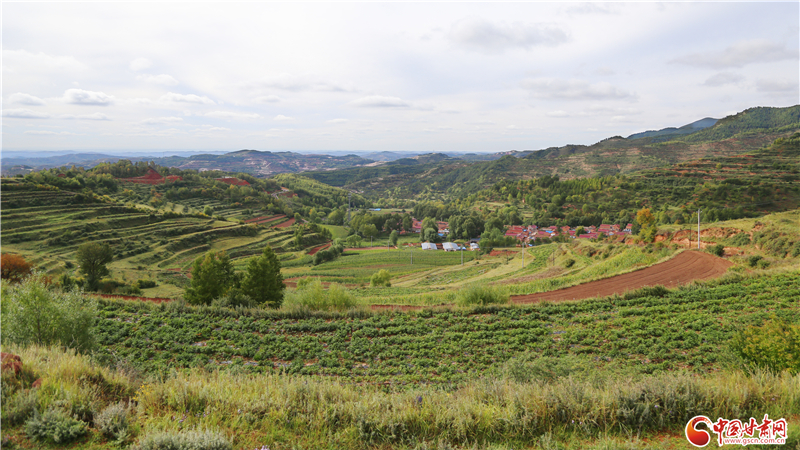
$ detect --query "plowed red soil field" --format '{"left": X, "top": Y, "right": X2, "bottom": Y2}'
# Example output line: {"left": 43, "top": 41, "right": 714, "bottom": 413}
{"left": 511, "top": 250, "right": 733, "bottom": 304}
{"left": 274, "top": 218, "right": 296, "bottom": 228}
{"left": 307, "top": 243, "right": 331, "bottom": 255}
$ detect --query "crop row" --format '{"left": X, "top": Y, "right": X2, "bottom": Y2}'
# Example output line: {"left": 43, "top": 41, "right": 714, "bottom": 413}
{"left": 94, "top": 271, "right": 799, "bottom": 386}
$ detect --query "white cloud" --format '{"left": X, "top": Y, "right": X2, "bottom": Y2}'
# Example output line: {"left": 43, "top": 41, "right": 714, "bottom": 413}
{"left": 671, "top": 39, "right": 799, "bottom": 69}
{"left": 449, "top": 17, "right": 569, "bottom": 54}
{"left": 546, "top": 110, "right": 570, "bottom": 118}
{"left": 755, "top": 78, "right": 799, "bottom": 93}
{"left": 254, "top": 95, "right": 281, "bottom": 103}
{"left": 566, "top": 3, "right": 618, "bottom": 15}
{"left": 9, "top": 93, "right": 46, "bottom": 105}
{"left": 244, "top": 73, "right": 354, "bottom": 92}
{"left": 136, "top": 74, "right": 179, "bottom": 86}
{"left": 140, "top": 116, "right": 184, "bottom": 125}
{"left": 703, "top": 72, "right": 745, "bottom": 86}
{"left": 24, "top": 130, "right": 77, "bottom": 136}
{"left": 3, "top": 50, "right": 87, "bottom": 75}
{"left": 326, "top": 118, "right": 349, "bottom": 124}
{"left": 350, "top": 95, "right": 410, "bottom": 107}
{"left": 60, "top": 113, "right": 111, "bottom": 120}
{"left": 3, "top": 108, "right": 51, "bottom": 119}
{"left": 521, "top": 78, "right": 634, "bottom": 100}
{"left": 273, "top": 114, "right": 294, "bottom": 121}
{"left": 130, "top": 57, "right": 153, "bottom": 71}
{"left": 63, "top": 89, "right": 115, "bottom": 106}
{"left": 205, "top": 111, "right": 262, "bottom": 120}
{"left": 159, "top": 92, "right": 215, "bottom": 105}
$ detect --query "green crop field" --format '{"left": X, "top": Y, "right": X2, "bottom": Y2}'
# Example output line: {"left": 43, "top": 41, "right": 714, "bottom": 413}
{"left": 94, "top": 271, "right": 799, "bottom": 384}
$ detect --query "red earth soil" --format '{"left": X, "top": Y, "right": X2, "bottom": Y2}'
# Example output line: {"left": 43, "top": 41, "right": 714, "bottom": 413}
{"left": 489, "top": 250, "right": 516, "bottom": 257}
{"left": 274, "top": 218, "right": 296, "bottom": 228}
{"left": 1, "top": 353, "right": 22, "bottom": 376}
{"left": 307, "top": 243, "right": 331, "bottom": 256}
{"left": 511, "top": 250, "right": 733, "bottom": 304}
{"left": 244, "top": 214, "right": 285, "bottom": 224}
{"left": 345, "top": 246, "right": 399, "bottom": 251}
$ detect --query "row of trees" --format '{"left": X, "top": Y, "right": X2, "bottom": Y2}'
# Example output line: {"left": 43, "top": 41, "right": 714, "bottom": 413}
{"left": 185, "top": 246, "right": 285, "bottom": 308}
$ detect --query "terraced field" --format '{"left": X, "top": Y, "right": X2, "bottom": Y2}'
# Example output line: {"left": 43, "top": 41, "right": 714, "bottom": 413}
{"left": 0, "top": 180, "right": 316, "bottom": 297}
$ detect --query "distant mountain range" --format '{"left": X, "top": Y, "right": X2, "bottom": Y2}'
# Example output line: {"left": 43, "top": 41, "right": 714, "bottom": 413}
{"left": 627, "top": 117, "right": 718, "bottom": 140}
{"left": 3, "top": 106, "right": 798, "bottom": 180}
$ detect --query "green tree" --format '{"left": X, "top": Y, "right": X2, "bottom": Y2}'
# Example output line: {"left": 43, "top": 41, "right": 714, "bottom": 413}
{"left": 185, "top": 251, "right": 236, "bottom": 305}
{"left": 76, "top": 242, "right": 113, "bottom": 291}
{"left": 241, "top": 245, "right": 285, "bottom": 308}
{"left": 360, "top": 223, "right": 379, "bottom": 241}
{"left": 370, "top": 269, "right": 391, "bottom": 287}
{"left": 389, "top": 230, "right": 399, "bottom": 247}
{"left": 1, "top": 275, "right": 96, "bottom": 352}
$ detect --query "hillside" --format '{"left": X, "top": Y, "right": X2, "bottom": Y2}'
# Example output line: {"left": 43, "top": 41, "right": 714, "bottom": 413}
{"left": 302, "top": 105, "right": 800, "bottom": 200}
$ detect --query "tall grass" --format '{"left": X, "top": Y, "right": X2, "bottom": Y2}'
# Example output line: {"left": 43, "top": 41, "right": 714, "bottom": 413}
{"left": 3, "top": 345, "right": 799, "bottom": 449}
{"left": 281, "top": 279, "right": 363, "bottom": 312}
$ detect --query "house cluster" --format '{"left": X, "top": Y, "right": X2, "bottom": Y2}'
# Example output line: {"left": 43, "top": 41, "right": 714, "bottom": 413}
{"left": 419, "top": 242, "right": 480, "bottom": 251}
{"left": 504, "top": 223, "right": 633, "bottom": 241}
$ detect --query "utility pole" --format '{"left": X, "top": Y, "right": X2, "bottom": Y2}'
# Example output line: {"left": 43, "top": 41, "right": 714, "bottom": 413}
{"left": 461, "top": 245, "right": 463, "bottom": 265}
{"left": 522, "top": 241, "right": 525, "bottom": 268}
{"left": 347, "top": 191, "right": 351, "bottom": 226}
{"left": 697, "top": 209, "right": 701, "bottom": 249}
{"left": 410, "top": 247, "right": 413, "bottom": 265}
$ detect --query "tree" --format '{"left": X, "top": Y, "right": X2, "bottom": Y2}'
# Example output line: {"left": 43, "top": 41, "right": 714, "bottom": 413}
{"left": 1, "top": 254, "right": 33, "bottom": 283}
{"left": 636, "top": 208, "right": 656, "bottom": 228}
{"left": 185, "top": 251, "right": 236, "bottom": 305}
{"left": 360, "top": 223, "right": 379, "bottom": 241}
{"left": 241, "top": 245, "right": 285, "bottom": 308}
{"left": 1, "top": 274, "right": 96, "bottom": 352}
{"left": 389, "top": 230, "right": 399, "bottom": 247}
{"left": 76, "top": 242, "right": 113, "bottom": 291}
{"left": 369, "top": 269, "right": 391, "bottom": 287}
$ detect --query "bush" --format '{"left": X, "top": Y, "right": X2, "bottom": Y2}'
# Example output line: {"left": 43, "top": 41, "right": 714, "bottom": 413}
{"left": 456, "top": 284, "right": 509, "bottom": 307}
{"left": 1, "top": 253, "right": 33, "bottom": 283}
{"left": 94, "top": 402, "right": 130, "bottom": 442}
{"left": 136, "top": 279, "right": 157, "bottom": 289}
{"left": 133, "top": 428, "right": 231, "bottom": 450}
{"left": 708, "top": 244, "right": 725, "bottom": 257}
{"left": 283, "top": 279, "right": 360, "bottom": 312}
{"left": 25, "top": 408, "right": 88, "bottom": 444}
{"left": 211, "top": 288, "right": 256, "bottom": 309}
{"left": 563, "top": 258, "right": 575, "bottom": 268}
{"left": 1, "top": 389, "right": 38, "bottom": 426}
{"left": 756, "top": 259, "right": 770, "bottom": 269}
{"left": 731, "top": 319, "right": 800, "bottom": 375}
{"left": 369, "top": 269, "right": 391, "bottom": 287}
{"left": 1, "top": 275, "right": 97, "bottom": 352}
{"left": 747, "top": 255, "right": 763, "bottom": 267}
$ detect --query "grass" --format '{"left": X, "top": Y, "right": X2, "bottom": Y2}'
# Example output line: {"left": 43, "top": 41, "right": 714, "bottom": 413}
{"left": 2, "top": 344, "right": 798, "bottom": 449}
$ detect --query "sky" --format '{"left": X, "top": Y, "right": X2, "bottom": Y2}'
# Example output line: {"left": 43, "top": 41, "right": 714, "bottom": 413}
{"left": 2, "top": 2, "right": 799, "bottom": 153}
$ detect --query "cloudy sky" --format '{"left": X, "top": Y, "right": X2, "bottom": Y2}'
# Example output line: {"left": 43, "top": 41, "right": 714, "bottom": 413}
{"left": 3, "top": 2, "right": 798, "bottom": 153}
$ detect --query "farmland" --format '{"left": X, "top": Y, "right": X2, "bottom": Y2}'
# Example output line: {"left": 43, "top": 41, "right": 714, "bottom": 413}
{"left": 2, "top": 127, "right": 800, "bottom": 450}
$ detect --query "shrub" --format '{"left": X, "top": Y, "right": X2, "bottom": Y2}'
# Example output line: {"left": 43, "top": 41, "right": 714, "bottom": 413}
{"left": 747, "top": 255, "right": 763, "bottom": 267}
{"left": 456, "top": 284, "right": 509, "bottom": 307}
{"left": 708, "top": 244, "right": 725, "bottom": 257}
{"left": 756, "top": 259, "right": 770, "bottom": 269}
{"left": 25, "top": 408, "right": 88, "bottom": 444}
{"left": 563, "top": 258, "right": 575, "bottom": 268}
{"left": 1, "top": 253, "right": 33, "bottom": 283}
{"left": 283, "top": 279, "right": 360, "bottom": 312}
{"left": 1, "top": 388, "right": 38, "bottom": 426}
{"left": 369, "top": 269, "right": 391, "bottom": 287}
{"left": 731, "top": 320, "right": 800, "bottom": 375}
{"left": 1, "top": 275, "right": 96, "bottom": 352}
{"left": 133, "top": 428, "right": 231, "bottom": 450}
{"left": 136, "top": 279, "right": 157, "bottom": 289}
{"left": 211, "top": 288, "right": 256, "bottom": 309}
{"left": 94, "top": 402, "right": 130, "bottom": 442}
